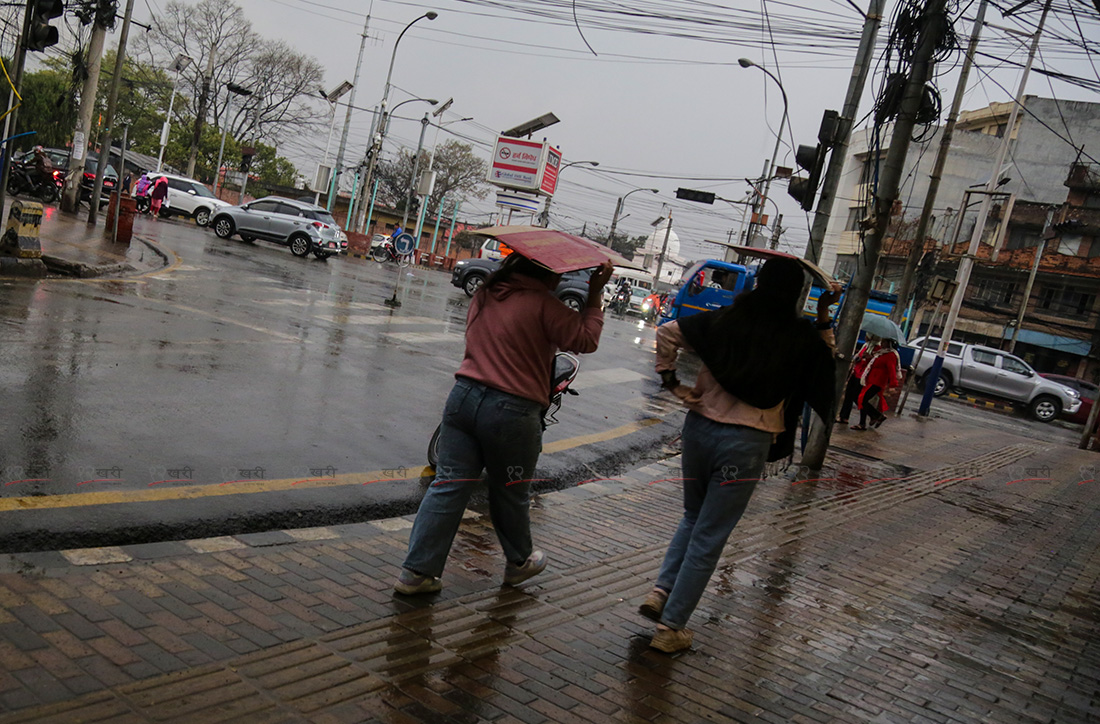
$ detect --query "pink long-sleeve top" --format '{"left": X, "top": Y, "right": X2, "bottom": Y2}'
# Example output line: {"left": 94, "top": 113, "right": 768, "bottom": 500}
{"left": 456, "top": 275, "right": 604, "bottom": 406}
{"left": 656, "top": 320, "right": 836, "bottom": 434}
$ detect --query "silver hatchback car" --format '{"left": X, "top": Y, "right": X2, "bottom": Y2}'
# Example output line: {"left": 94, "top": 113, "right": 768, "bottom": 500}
{"left": 210, "top": 196, "right": 348, "bottom": 259}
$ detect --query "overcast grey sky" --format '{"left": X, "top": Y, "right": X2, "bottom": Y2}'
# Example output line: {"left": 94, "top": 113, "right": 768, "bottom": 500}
{"left": 111, "top": 0, "right": 1100, "bottom": 259}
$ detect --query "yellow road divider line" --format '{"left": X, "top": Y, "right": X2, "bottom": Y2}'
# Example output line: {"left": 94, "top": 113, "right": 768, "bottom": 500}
{"left": 0, "top": 417, "right": 667, "bottom": 513}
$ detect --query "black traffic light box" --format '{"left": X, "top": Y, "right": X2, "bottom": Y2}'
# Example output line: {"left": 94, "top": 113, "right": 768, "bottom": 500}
{"left": 240, "top": 146, "right": 255, "bottom": 173}
{"left": 27, "top": 0, "right": 64, "bottom": 52}
{"left": 787, "top": 110, "right": 840, "bottom": 212}
{"left": 675, "top": 188, "right": 716, "bottom": 205}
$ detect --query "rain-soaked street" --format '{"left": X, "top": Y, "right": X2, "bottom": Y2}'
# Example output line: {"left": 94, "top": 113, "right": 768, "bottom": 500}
{"left": 0, "top": 215, "right": 682, "bottom": 552}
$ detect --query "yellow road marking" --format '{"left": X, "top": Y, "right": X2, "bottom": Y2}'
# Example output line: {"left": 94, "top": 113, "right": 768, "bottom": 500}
{"left": 542, "top": 418, "right": 662, "bottom": 453}
{"left": 0, "top": 417, "right": 668, "bottom": 513}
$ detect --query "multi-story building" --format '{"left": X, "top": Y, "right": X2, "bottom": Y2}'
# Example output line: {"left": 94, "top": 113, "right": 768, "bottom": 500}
{"left": 822, "top": 96, "right": 1100, "bottom": 279}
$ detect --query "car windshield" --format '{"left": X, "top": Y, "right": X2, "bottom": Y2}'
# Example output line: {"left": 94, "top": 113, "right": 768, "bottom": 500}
{"left": 191, "top": 184, "right": 216, "bottom": 198}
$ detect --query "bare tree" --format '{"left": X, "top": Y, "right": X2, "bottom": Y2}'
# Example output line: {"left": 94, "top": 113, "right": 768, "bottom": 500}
{"left": 220, "top": 40, "right": 324, "bottom": 145}
{"left": 136, "top": 0, "right": 324, "bottom": 161}
{"left": 376, "top": 140, "right": 489, "bottom": 215}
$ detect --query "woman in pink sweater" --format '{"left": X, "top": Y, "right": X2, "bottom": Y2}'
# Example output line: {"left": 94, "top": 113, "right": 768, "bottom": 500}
{"left": 396, "top": 253, "right": 613, "bottom": 595}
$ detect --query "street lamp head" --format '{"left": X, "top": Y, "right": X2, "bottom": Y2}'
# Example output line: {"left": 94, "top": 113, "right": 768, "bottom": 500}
{"left": 426, "top": 98, "right": 439, "bottom": 105}
{"left": 426, "top": 11, "right": 438, "bottom": 20}
{"left": 738, "top": 58, "right": 756, "bottom": 68}
{"left": 649, "top": 188, "right": 659, "bottom": 193}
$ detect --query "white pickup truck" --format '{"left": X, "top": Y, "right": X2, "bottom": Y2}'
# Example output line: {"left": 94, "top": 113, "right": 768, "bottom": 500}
{"left": 911, "top": 338, "right": 1082, "bottom": 423}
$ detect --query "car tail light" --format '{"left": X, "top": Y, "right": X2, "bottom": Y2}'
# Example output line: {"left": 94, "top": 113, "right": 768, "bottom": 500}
{"left": 311, "top": 221, "right": 330, "bottom": 229}
{"left": 52, "top": 170, "right": 61, "bottom": 178}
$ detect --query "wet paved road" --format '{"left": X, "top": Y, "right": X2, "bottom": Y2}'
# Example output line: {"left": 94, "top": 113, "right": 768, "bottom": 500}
{"left": 0, "top": 218, "right": 680, "bottom": 551}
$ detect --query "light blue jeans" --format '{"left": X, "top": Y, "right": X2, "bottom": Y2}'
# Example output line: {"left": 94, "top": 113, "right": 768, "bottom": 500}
{"left": 656, "top": 411, "right": 772, "bottom": 629}
{"left": 403, "top": 378, "right": 544, "bottom": 578}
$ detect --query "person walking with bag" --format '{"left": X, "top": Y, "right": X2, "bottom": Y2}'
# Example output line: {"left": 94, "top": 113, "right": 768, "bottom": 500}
{"left": 395, "top": 253, "right": 614, "bottom": 595}
{"left": 643, "top": 257, "right": 839, "bottom": 652}
{"left": 851, "top": 336, "right": 902, "bottom": 430}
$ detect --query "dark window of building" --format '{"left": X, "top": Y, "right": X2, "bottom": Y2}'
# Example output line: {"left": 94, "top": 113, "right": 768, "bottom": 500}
{"left": 1038, "top": 285, "right": 1096, "bottom": 318}
{"left": 970, "top": 278, "right": 1017, "bottom": 308}
{"left": 994, "top": 123, "right": 1007, "bottom": 138}
{"left": 1005, "top": 226, "right": 1040, "bottom": 251}
{"left": 845, "top": 206, "right": 866, "bottom": 232}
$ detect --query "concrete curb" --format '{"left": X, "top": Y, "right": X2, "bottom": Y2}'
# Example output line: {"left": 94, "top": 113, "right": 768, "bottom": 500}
{"left": 944, "top": 391, "right": 1016, "bottom": 413}
{"left": 41, "top": 254, "right": 135, "bottom": 278}
{"left": 0, "top": 256, "right": 47, "bottom": 277}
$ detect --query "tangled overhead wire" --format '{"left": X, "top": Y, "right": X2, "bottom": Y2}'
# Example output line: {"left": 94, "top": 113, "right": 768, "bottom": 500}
{"left": 872, "top": 0, "right": 958, "bottom": 139}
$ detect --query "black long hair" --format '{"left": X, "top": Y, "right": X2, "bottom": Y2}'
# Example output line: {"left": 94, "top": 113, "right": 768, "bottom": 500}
{"left": 678, "top": 257, "right": 820, "bottom": 411}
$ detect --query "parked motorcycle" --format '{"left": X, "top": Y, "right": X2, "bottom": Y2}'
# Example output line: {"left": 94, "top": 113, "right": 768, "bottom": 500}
{"left": 371, "top": 237, "right": 412, "bottom": 267}
{"left": 7, "top": 165, "right": 62, "bottom": 203}
{"left": 427, "top": 352, "right": 581, "bottom": 468}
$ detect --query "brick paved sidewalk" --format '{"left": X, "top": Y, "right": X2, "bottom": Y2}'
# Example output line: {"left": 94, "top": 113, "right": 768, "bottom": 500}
{"left": 1, "top": 415, "right": 1098, "bottom": 723}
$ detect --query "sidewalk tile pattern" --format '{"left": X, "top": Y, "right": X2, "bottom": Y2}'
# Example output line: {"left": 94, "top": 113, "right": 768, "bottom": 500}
{"left": 1, "top": 418, "right": 1098, "bottom": 723}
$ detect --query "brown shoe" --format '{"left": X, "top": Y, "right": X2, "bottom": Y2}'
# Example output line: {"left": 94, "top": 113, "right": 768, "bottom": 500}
{"left": 639, "top": 588, "right": 668, "bottom": 622}
{"left": 649, "top": 626, "right": 693, "bottom": 653}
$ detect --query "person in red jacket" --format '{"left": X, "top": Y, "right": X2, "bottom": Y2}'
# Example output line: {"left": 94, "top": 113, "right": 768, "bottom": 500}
{"left": 851, "top": 336, "right": 902, "bottom": 430}
{"left": 837, "top": 341, "right": 874, "bottom": 424}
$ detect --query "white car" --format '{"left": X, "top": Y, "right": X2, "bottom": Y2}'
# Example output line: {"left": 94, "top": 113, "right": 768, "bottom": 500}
{"left": 147, "top": 173, "right": 231, "bottom": 227}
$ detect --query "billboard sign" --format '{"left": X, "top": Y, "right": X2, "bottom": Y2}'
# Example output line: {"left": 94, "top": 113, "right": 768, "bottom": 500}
{"left": 540, "top": 146, "right": 561, "bottom": 196}
{"left": 489, "top": 136, "right": 545, "bottom": 192}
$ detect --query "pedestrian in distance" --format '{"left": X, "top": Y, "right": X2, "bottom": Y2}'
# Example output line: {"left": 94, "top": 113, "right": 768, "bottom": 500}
{"left": 645, "top": 257, "right": 839, "bottom": 653}
{"left": 837, "top": 340, "right": 874, "bottom": 425}
{"left": 149, "top": 175, "right": 168, "bottom": 218}
{"left": 850, "top": 335, "right": 902, "bottom": 431}
{"left": 395, "top": 253, "right": 615, "bottom": 596}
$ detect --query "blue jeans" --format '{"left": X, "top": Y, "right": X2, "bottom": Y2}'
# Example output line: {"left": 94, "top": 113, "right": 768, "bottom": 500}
{"left": 656, "top": 411, "right": 772, "bottom": 629}
{"left": 403, "top": 378, "right": 544, "bottom": 578}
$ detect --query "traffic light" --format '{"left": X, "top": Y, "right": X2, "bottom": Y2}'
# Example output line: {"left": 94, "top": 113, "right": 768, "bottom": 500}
{"left": 26, "top": 0, "right": 64, "bottom": 52}
{"left": 239, "top": 155, "right": 254, "bottom": 173}
{"left": 787, "top": 144, "right": 825, "bottom": 212}
{"left": 675, "top": 188, "right": 716, "bottom": 205}
{"left": 787, "top": 110, "right": 840, "bottom": 212}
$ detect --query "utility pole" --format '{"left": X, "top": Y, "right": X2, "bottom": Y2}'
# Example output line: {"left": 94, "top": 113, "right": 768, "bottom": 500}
{"left": 62, "top": 18, "right": 108, "bottom": 213}
{"left": 802, "top": 0, "right": 951, "bottom": 471}
{"left": 0, "top": 0, "right": 33, "bottom": 216}
{"left": 402, "top": 113, "right": 430, "bottom": 228}
{"left": 88, "top": 0, "right": 136, "bottom": 225}
{"left": 768, "top": 213, "right": 784, "bottom": 250}
{"left": 918, "top": 0, "right": 1052, "bottom": 417}
{"left": 185, "top": 45, "right": 216, "bottom": 179}
{"left": 330, "top": 11, "right": 371, "bottom": 212}
{"left": 804, "top": 0, "right": 886, "bottom": 265}
{"left": 1007, "top": 207, "right": 1053, "bottom": 353}
{"left": 653, "top": 214, "right": 673, "bottom": 287}
{"left": 892, "top": 0, "right": 989, "bottom": 322}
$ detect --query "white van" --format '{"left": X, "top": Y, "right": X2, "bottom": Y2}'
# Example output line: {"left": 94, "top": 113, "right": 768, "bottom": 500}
{"left": 147, "top": 172, "right": 231, "bottom": 227}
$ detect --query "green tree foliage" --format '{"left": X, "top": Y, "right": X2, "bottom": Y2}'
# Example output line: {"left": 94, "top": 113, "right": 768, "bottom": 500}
{"left": 15, "top": 65, "right": 76, "bottom": 152}
{"left": 586, "top": 229, "right": 648, "bottom": 260}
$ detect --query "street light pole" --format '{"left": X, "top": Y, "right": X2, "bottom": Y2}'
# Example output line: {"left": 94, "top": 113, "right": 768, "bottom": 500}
{"left": 362, "top": 11, "right": 438, "bottom": 219}
{"left": 608, "top": 187, "right": 659, "bottom": 246}
{"left": 157, "top": 54, "right": 192, "bottom": 173}
{"left": 738, "top": 58, "right": 788, "bottom": 248}
{"left": 213, "top": 82, "right": 252, "bottom": 196}
{"left": 539, "top": 160, "right": 599, "bottom": 228}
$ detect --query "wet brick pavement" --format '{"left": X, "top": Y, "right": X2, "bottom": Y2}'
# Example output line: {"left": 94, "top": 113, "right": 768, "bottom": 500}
{"left": 0, "top": 415, "right": 1098, "bottom": 722}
